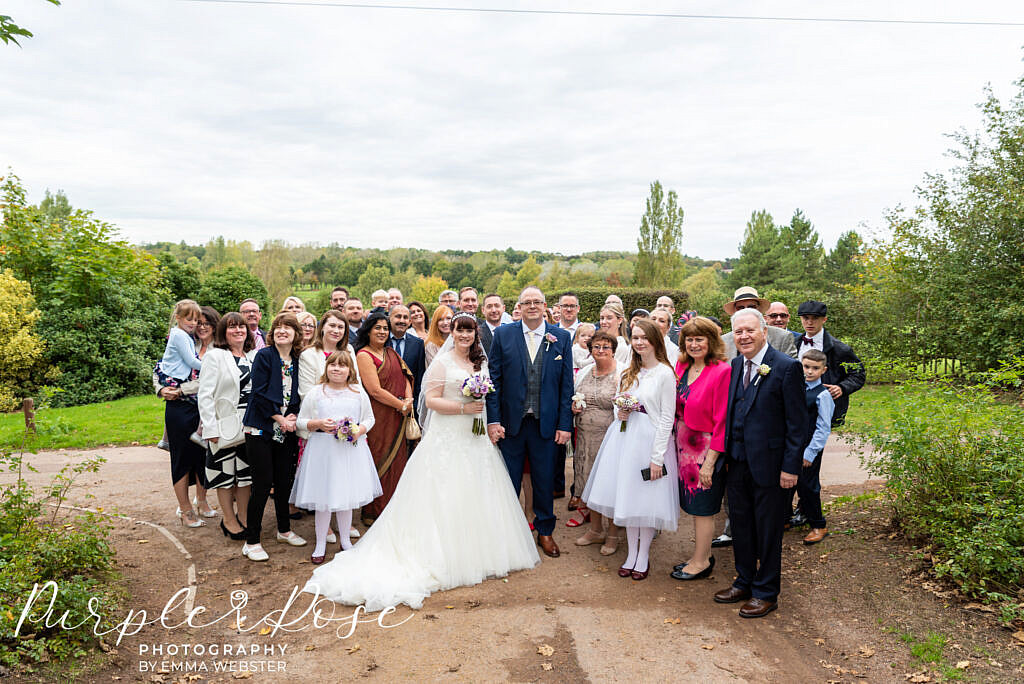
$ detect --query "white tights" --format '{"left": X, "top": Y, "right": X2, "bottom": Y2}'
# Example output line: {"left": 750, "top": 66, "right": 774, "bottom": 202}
{"left": 623, "top": 526, "right": 656, "bottom": 572}
{"left": 314, "top": 509, "right": 353, "bottom": 556}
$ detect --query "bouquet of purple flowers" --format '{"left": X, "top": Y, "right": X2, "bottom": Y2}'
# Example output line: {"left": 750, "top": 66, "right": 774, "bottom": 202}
{"left": 461, "top": 373, "right": 495, "bottom": 435}
{"left": 332, "top": 417, "right": 358, "bottom": 443}
{"left": 613, "top": 393, "right": 641, "bottom": 431}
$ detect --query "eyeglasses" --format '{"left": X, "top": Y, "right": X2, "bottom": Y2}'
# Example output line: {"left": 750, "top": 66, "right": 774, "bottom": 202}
{"left": 733, "top": 302, "right": 760, "bottom": 310}
{"left": 766, "top": 313, "right": 789, "bottom": 319}
{"left": 558, "top": 303, "right": 579, "bottom": 309}
{"left": 520, "top": 300, "right": 545, "bottom": 307}
{"left": 196, "top": 321, "right": 212, "bottom": 328}
{"left": 301, "top": 323, "right": 316, "bottom": 329}
{"left": 591, "top": 345, "right": 613, "bottom": 352}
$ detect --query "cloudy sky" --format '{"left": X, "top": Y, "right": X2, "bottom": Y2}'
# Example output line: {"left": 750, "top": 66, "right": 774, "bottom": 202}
{"left": 3, "top": 1, "right": 1023, "bottom": 258}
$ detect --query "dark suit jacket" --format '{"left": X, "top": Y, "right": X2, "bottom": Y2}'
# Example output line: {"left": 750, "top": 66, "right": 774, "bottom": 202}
{"left": 390, "top": 334, "right": 426, "bottom": 409}
{"left": 242, "top": 345, "right": 301, "bottom": 438}
{"left": 478, "top": 318, "right": 496, "bottom": 356}
{"left": 724, "top": 345, "right": 807, "bottom": 487}
{"left": 486, "top": 322, "right": 573, "bottom": 439}
{"left": 792, "top": 329, "right": 865, "bottom": 426}
{"left": 348, "top": 328, "right": 359, "bottom": 348}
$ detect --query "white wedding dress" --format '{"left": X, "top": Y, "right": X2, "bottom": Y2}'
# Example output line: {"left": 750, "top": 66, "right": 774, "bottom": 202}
{"left": 303, "top": 353, "right": 540, "bottom": 611}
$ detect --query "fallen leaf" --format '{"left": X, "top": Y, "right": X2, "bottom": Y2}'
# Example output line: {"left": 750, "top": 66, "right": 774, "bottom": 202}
{"left": 347, "top": 644, "right": 361, "bottom": 654}
{"left": 231, "top": 673, "right": 253, "bottom": 680}
{"left": 955, "top": 661, "right": 970, "bottom": 670}
{"left": 814, "top": 638, "right": 826, "bottom": 646}
{"left": 701, "top": 644, "right": 715, "bottom": 650}
{"left": 541, "top": 663, "right": 553, "bottom": 671}
{"left": 259, "top": 626, "right": 272, "bottom": 636}
{"left": 1012, "top": 630, "right": 1024, "bottom": 645}
{"left": 231, "top": 579, "right": 244, "bottom": 586}
{"left": 447, "top": 664, "right": 460, "bottom": 672}
{"left": 138, "top": 539, "right": 149, "bottom": 544}
{"left": 905, "top": 673, "right": 931, "bottom": 683}
{"left": 304, "top": 644, "right": 316, "bottom": 651}
{"left": 445, "top": 605, "right": 455, "bottom": 610}
{"left": 963, "top": 602, "right": 996, "bottom": 613}
{"left": 537, "top": 644, "right": 555, "bottom": 657}
{"left": 858, "top": 646, "right": 875, "bottom": 658}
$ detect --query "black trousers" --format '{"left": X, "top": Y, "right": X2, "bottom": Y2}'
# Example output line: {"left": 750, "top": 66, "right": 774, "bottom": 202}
{"left": 789, "top": 452, "right": 826, "bottom": 528}
{"left": 245, "top": 433, "right": 297, "bottom": 544}
{"left": 726, "top": 458, "right": 789, "bottom": 601}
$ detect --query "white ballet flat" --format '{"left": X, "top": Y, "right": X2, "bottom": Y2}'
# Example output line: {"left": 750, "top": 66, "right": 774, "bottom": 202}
{"left": 276, "top": 531, "right": 307, "bottom": 546}
{"left": 242, "top": 543, "right": 269, "bottom": 561}
{"left": 326, "top": 531, "right": 338, "bottom": 544}
{"left": 349, "top": 527, "right": 360, "bottom": 538}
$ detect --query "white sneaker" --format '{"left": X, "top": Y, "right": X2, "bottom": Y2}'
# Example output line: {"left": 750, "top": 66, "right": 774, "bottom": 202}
{"left": 349, "top": 527, "right": 360, "bottom": 538}
{"left": 276, "top": 531, "right": 307, "bottom": 546}
{"left": 242, "top": 543, "right": 269, "bottom": 561}
{"left": 326, "top": 531, "right": 338, "bottom": 544}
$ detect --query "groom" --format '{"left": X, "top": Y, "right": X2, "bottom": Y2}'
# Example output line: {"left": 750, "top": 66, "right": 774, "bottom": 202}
{"left": 487, "top": 286, "right": 574, "bottom": 558}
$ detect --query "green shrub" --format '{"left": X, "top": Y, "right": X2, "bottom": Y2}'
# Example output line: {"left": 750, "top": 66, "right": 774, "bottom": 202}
{"left": 0, "top": 446, "right": 120, "bottom": 671}
{"left": 197, "top": 265, "right": 269, "bottom": 315}
{"left": 0, "top": 270, "right": 54, "bottom": 410}
{"left": 852, "top": 372, "right": 1024, "bottom": 620}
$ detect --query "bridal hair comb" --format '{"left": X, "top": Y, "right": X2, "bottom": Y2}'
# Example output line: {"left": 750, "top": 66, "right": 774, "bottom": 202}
{"left": 451, "top": 312, "right": 477, "bottom": 324}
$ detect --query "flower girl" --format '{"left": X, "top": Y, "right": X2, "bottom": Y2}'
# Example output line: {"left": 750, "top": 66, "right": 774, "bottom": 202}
{"left": 291, "top": 351, "right": 381, "bottom": 564}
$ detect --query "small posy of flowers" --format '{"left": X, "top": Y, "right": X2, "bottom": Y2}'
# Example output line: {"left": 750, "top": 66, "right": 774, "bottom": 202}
{"left": 755, "top": 363, "right": 771, "bottom": 386}
{"left": 571, "top": 393, "right": 587, "bottom": 410}
{"left": 544, "top": 332, "right": 557, "bottom": 350}
{"left": 462, "top": 373, "right": 495, "bottom": 435}
{"left": 333, "top": 417, "right": 358, "bottom": 443}
{"left": 613, "top": 393, "right": 641, "bottom": 431}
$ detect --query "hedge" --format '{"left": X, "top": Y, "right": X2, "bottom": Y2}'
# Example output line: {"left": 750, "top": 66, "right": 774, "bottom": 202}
{"left": 550, "top": 288, "right": 690, "bottom": 323}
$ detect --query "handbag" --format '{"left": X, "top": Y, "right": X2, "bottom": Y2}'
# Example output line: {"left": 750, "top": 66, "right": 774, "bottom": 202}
{"left": 405, "top": 415, "right": 422, "bottom": 440}
{"left": 210, "top": 396, "right": 246, "bottom": 454}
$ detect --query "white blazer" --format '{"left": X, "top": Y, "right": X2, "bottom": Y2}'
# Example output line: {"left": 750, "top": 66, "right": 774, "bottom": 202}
{"left": 295, "top": 383, "right": 375, "bottom": 440}
{"left": 197, "top": 347, "right": 257, "bottom": 440}
{"left": 298, "top": 344, "right": 359, "bottom": 400}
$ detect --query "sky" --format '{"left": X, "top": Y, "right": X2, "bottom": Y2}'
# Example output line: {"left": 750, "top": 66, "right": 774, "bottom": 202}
{"left": 2, "top": 1, "right": 1024, "bottom": 259}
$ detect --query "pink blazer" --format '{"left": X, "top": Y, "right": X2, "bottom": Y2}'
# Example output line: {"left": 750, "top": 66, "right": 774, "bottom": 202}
{"left": 674, "top": 360, "right": 731, "bottom": 453}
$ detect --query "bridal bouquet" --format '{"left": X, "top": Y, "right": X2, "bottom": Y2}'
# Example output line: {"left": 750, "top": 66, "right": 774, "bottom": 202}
{"left": 461, "top": 373, "right": 495, "bottom": 435}
{"left": 613, "top": 393, "right": 641, "bottom": 431}
{"left": 332, "top": 416, "right": 358, "bottom": 443}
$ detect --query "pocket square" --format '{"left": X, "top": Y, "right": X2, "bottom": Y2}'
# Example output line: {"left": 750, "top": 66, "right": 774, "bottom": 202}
{"left": 554, "top": 355, "right": 563, "bottom": 360}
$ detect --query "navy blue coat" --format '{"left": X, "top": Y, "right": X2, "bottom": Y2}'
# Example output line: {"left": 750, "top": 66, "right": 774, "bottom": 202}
{"left": 242, "top": 345, "right": 301, "bottom": 438}
{"left": 390, "top": 333, "right": 426, "bottom": 410}
{"left": 724, "top": 345, "right": 808, "bottom": 486}
{"left": 486, "top": 322, "right": 573, "bottom": 439}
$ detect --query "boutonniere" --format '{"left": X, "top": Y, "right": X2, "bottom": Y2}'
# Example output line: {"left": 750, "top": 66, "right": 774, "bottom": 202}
{"left": 754, "top": 364, "right": 771, "bottom": 386}
{"left": 544, "top": 332, "right": 557, "bottom": 351}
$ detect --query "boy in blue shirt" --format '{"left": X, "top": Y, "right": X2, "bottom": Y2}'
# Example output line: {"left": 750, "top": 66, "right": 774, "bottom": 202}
{"left": 795, "top": 349, "right": 834, "bottom": 545}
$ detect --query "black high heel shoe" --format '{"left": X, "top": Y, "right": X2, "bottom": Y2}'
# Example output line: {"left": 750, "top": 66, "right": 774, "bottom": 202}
{"left": 220, "top": 519, "right": 247, "bottom": 541}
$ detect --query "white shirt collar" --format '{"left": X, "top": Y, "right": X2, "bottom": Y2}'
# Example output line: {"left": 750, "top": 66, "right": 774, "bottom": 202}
{"left": 810, "top": 329, "right": 824, "bottom": 347}
{"left": 522, "top": 320, "right": 545, "bottom": 336}
{"left": 485, "top": 320, "right": 498, "bottom": 332}
{"left": 743, "top": 343, "right": 769, "bottom": 367}
{"left": 559, "top": 319, "right": 579, "bottom": 333}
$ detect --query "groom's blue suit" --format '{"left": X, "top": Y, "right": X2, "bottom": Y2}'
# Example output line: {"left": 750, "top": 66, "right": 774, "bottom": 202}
{"left": 486, "top": 321, "right": 574, "bottom": 536}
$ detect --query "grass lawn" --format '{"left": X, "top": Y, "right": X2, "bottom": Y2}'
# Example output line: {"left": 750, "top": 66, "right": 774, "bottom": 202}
{"left": 835, "top": 384, "right": 903, "bottom": 436}
{"left": 0, "top": 394, "right": 164, "bottom": 451}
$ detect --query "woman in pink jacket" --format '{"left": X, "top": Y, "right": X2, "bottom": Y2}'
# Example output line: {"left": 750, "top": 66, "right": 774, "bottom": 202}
{"left": 671, "top": 316, "right": 731, "bottom": 581}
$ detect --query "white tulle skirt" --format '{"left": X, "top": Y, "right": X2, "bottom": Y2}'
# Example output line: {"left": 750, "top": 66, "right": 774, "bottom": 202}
{"left": 290, "top": 431, "right": 382, "bottom": 512}
{"left": 302, "top": 412, "right": 540, "bottom": 611}
{"left": 581, "top": 410, "right": 680, "bottom": 530}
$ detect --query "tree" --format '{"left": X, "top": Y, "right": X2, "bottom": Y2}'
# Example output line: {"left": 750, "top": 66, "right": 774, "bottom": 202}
{"left": 680, "top": 265, "right": 726, "bottom": 316}
{"left": 635, "top": 181, "right": 685, "bottom": 288}
{"left": 774, "top": 209, "right": 826, "bottom": 290}
{"left": 825, "top": 230, "right": 864, "bottom": 288}
{"left": 410, "top": 275, "right": 449, "bottom": 306}
{"left": 39, "top": 189, "right": 72, "bottom": 225}
{"left": 156, "top": 252, "right": 202, "bottom": 302}
{"left": 1, "top": 173, "right": 172, "bottom": 405}
{"left": 728, "top": 210, "right": 783, "bottom": 289}
{"left": 354, "top": 264, "right": 392, "bottom": 304}
{"left": 513, "top": 256, "right": 542, "bottom": 291}
{"left": 1, "top": 0, "right": 60, "bottom": 47}
{"left": 0, "top": 270, "right": 53, "bottom": 409}
{"left": 197, "top": 265, "right": 269, "bottom": 317}
{"left": 253, "top": 240, "right": 292, "bottom": 310}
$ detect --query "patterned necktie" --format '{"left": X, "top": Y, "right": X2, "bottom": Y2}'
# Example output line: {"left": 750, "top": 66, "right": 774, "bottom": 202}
{"left": 743, "top": 359, "right": 754, "bottom": 389}
{"left": 527, "top": 331, "right": 538, "bottom": 362}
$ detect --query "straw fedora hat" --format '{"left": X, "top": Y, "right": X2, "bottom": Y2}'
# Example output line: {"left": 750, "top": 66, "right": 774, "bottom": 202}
{"left": 722, "top": 286, "right": 770, "bottom": 315}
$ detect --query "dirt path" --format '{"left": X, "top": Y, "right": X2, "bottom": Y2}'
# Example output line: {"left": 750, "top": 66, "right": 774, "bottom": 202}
{"left": 18, "top": 438, "right": 1023, "bottom": 683}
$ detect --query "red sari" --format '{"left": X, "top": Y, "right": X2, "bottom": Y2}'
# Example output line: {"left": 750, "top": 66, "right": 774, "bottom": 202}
{"left": 359, "top": 347, "right": 414, "bottom": 521}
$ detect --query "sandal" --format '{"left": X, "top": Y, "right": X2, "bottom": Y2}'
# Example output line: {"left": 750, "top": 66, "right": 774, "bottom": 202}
{"left": 599, "top": 535, "right": 619, "bottom": 556}
{"left": 565, "top": 508, "right": 590, "bottom": 528}
{"left": 575, "top": 529, "right": 606, "bottom": 546}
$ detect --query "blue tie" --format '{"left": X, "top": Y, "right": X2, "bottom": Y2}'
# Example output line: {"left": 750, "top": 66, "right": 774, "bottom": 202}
{"left": 393, "top": 336, "right": 404, "bottom": 358}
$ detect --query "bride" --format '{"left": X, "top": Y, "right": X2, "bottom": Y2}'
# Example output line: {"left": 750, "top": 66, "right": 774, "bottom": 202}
{"left": 303, "top": 313, "right": 540, "bottom": 611}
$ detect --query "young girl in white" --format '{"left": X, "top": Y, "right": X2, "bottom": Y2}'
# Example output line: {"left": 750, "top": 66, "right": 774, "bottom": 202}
{"left": 291, "top": 351, "right": 381, "bottom": 564}
{"left": 572, "top": 323, "right": 596, "bottom": 372}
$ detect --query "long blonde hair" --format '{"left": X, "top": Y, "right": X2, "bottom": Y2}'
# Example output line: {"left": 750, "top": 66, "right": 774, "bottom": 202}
{"left": 620, "top": 319, "right": 672, "bottom": 392}
{"left": 600, "top": 302, "right": 628, "bottom": 339}
{"left": 169, "top": 299, "right": 201, "bottom": 332}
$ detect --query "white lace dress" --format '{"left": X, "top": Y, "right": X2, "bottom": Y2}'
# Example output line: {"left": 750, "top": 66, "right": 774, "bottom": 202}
{"left": 303, "top": 353, "right": 540, "bottom": 611}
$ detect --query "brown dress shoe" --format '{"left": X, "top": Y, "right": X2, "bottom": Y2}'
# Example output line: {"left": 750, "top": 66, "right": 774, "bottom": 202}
{"left": 803, "top": 527, "right": 828, "bottom": 545}
{"left": 713, "top": 586, "right": 752, "bottom": 604}
{"left": 537, "top": 534, "right": 560, "bottom": 558}
{"left": 739, "top": 597, "right": 777, "bottom": 618}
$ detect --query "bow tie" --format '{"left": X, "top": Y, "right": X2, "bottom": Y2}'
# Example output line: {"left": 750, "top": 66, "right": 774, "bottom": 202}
{"left": 800, "top": 336, "right": 815, "bottom": 346}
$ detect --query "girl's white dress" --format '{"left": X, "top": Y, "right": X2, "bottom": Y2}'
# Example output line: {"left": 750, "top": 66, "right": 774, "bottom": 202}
{"left": 302, "top": 353, "right": 540, "bottom": 611}
{"left": 581, "top": 363, "right": 680, "bottom": 530}
{"left": 290, "top": 384, "right": 382, "bottom": 511}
